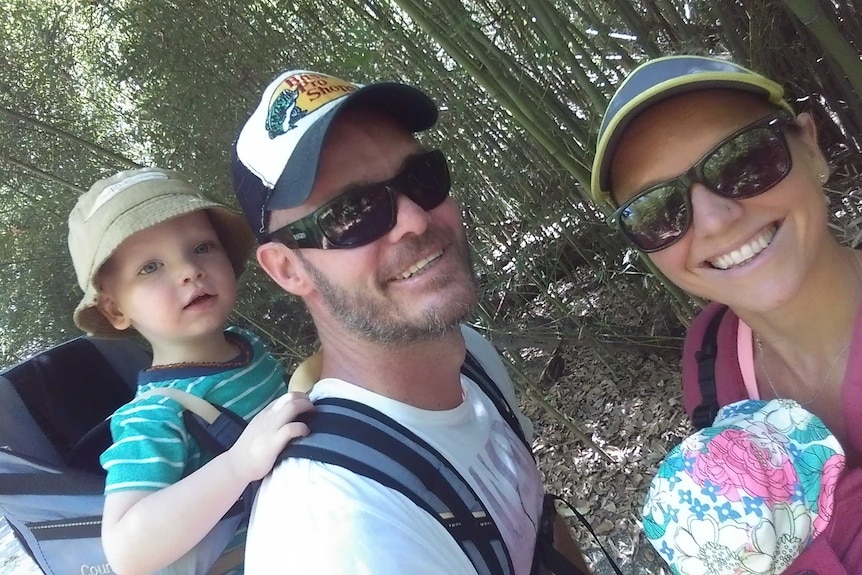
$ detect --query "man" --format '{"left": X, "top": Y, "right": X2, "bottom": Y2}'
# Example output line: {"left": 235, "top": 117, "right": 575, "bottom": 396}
{"left": 231, "top": 70, "right": 588, "bottom": 574}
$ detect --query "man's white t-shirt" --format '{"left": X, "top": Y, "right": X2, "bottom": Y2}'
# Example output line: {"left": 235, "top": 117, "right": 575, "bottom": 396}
{"left": 245, "top": 326, "right": 543, "bottom": 574}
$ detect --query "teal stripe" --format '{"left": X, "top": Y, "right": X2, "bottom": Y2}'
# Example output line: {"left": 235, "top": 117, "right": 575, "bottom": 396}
{"left": 102, "top": 328, "right": 285, "bottom": 494}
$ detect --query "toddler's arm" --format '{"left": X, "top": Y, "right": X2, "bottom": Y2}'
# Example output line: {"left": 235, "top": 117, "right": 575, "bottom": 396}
{"left": 101, "top": 392, "right": 313, "bottom": 575}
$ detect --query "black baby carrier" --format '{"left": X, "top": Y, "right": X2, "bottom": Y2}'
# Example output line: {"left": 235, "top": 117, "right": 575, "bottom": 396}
{"left": 0, "top": 336, "right": 247, "bottom": 574}
{"left": 0, "top": 336, "right": 149, "bottom": 573}
{"left": 0, "top": 336, "right": 622, "bottom": 575}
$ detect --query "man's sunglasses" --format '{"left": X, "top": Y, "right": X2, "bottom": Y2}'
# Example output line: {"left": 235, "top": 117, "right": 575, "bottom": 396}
{"left": 269, "top": 150, "right": 450, "bottom": 249}
{"left": 606, "top": 111, "right": 797, "bottom": 252}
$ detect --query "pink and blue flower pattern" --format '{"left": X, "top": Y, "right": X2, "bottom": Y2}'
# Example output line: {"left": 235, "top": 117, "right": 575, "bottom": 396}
{"left": 642, "top": 399, "right": 844, "bottom": 574}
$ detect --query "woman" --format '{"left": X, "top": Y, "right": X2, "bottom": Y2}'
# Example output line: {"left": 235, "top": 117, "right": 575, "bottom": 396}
{"left": 590, "top": 55, "right": 862, "bottom": 572}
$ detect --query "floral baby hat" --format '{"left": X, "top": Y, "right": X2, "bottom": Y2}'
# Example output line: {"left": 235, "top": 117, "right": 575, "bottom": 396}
{"left": 642, "top": 399, "right": 845, "bottom": 575}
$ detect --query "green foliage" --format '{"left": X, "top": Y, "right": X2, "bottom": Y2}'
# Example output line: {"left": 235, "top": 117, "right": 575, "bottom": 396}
{"left": 0, "top": 0, "right": 859, "bottom": 369}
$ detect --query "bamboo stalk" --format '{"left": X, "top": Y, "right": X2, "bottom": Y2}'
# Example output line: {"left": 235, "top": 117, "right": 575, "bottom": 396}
{"left": 394, "top": 0, "right": 592, "bottom": 185}
{"left": 0, "top": 153, "right": 86, "bottom": 195}
{"left": 783, "top": 0, "right": 862, "bottom": 105}
{"left": 0, "top": 107, "right": 140, "bottom": 170}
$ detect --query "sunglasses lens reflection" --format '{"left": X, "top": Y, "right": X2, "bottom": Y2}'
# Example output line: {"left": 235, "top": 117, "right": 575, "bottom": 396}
{"left": 319, "top": 150, "right": 451, "bottom": 248}
{"left": 705, "top": 129, "right": 785, "bottom": 198}
{"left": 620, "top": 187, "right": 689, "bottom": 252}
{"left": 619, "top": 117, "right": 792, "bottom": 252}
{"left": 320, "top": 186, "right": 394, "bottom": 248}
{"left": 406, "top": 152, "right": 450, "bottom": 211}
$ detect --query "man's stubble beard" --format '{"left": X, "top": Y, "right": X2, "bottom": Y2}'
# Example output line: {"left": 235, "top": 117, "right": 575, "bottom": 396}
{"left": 296, "top": 231, "right": 478, "bottom": 347}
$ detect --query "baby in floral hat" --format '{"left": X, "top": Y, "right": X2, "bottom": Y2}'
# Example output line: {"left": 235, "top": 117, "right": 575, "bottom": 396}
{"left": 642, "top": 399, "right": 845, "bottom": 575}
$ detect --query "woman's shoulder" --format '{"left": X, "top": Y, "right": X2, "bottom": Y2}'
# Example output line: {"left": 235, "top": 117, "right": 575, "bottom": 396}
{"left": 685, "top": 303, "right": 734, "bottom": 343}
{"left": 681, "top": 302, "right": 746, "bottom": 422}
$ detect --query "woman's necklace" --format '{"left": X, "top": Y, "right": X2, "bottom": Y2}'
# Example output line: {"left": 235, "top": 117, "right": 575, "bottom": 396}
{"left": 756, "top": 333, "right": 851, "bottom": 405}
{"left": 755, "top": 250, "right": 861, "bottom": 405}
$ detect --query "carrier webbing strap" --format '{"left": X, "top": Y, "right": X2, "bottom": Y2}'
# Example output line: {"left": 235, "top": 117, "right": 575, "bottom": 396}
{"left": 0, "top": 472, "right": 104, "bottom": 495}
{"left": 159, "top": 351, "right": 611, "bottom": 574}
{"left": 539, "top": 495, "right": 623, "bottom": 575}
{"left": 138, "top": 387, "right": 221, "bottom": 423}
{"left": 136, "top": 388, "right": 249, "bottom": 575}
{"left": 26, "top": 516, "right": 103, "bottom": 540}
{"left": 692, "top": 305, "right": 729, "bottom": 430}
{"left": 467, "top": 354, "right": 624, "bottom": 574}
{"left": 141, "top": 387, "right": 248, "bottom": 459}
{"left": 282, "top": 396, "right": 513, "bottom": 575}
{"left": 465, "top": 353, "right": 622, "bottom": 573}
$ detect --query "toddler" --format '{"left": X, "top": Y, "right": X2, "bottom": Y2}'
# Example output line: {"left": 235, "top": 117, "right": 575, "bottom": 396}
{"left": 68, "top": 167, "right": 313, "bottom": 574}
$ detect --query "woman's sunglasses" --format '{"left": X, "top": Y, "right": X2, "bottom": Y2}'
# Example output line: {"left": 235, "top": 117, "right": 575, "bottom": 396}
{"left": 606, "top": 111, "right": 797, "bottom": 252}
{"left": 269, "top": 150, "right": 450, "bottom": 249}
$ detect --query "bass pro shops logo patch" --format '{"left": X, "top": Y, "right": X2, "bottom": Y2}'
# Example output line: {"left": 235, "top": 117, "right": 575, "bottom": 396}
{"left": 265, "top": 72, "right": 357, "bottom": 139}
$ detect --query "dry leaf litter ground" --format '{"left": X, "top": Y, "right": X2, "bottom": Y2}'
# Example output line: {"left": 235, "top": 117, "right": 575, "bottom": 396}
{"left": 514, "top": 342, "right": 692, "bottom": 574}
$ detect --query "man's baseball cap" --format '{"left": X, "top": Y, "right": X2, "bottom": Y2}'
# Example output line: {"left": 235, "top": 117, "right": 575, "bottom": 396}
{"left": 231, "top": 70, "right": 439, "bottom": 243}
{"left": 68, "top": 167, "right": 255, "bottom": 337}
{"left": 590, "top": 55, "right": 794, "bottom": 206}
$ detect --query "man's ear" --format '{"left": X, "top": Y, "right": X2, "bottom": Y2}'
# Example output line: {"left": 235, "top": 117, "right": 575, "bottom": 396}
{"left": 96, "top": 293, "right": 133, "bottom": 331}
{"left": 257, "top": 242, "right": 314, "bottom": 297}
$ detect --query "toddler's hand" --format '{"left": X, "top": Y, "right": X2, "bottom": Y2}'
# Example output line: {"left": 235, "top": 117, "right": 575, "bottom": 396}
{"left": 227, "top": 392, "right": 313, "bottom": 483}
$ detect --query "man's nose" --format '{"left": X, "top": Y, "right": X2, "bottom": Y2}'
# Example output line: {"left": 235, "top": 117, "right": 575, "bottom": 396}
{"left": 386, "top": 193, "right": 431, "bottom": 242}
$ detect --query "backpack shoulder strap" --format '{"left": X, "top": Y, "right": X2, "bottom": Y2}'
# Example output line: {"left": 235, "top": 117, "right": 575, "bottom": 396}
{"left": 281, "top": 395, "right": 515, "bottom": 575}
{"left": 461, "top": 350, "right": 529, "bottom": 449}
{"left": 691, "top": 305, "right": 730, "bottom": 430}
{"left": 461, "top": 352, "right": 599, "bottom": 574}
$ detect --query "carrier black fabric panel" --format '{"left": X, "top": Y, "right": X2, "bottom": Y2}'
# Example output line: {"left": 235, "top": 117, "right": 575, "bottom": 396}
{"left": 0, "top": 336, "right": 246, "bottom": 575}
{"left": 0, "top": 337, "right": 147, "bottom": 460}
{"left": 0, "top": 337, "right": 150, "bottom": 574}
